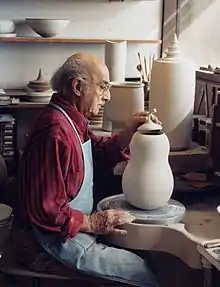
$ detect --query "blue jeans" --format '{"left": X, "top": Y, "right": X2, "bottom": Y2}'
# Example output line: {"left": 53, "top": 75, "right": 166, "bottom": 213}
{"left": 35, "top": 230, "right": 159, "bottom": 287}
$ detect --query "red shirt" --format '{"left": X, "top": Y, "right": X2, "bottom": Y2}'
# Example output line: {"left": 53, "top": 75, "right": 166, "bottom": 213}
{"left": 15, "top": 93, "right": 129, "bottom": 239}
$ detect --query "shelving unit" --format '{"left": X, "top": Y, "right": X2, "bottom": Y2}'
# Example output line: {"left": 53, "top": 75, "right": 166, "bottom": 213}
{"left": 1, "top": 102, "right": 47, "bottom": 109}
{"left": 0, "top": 37, "right": 162, "bottom": 44}
{"left": 0, "top": 36, "right": 161, "bottom": 112}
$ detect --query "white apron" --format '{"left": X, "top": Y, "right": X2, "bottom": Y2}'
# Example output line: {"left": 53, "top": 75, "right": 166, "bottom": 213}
{"left": 32, "top": 102, "right": 158, "bottom": 287}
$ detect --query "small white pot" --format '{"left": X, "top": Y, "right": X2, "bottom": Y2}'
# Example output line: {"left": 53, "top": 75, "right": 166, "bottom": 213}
{"left": 0, "top": 20, "right": 15, "bottom": 34}
{"left": 105, "top": 40, "right": 127, "bottom": 82}
{"left": 105, "top": 82, "right": 144, "bottom": 124}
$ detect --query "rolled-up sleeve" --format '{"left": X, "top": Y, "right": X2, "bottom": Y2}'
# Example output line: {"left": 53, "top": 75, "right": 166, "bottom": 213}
{"left": 22, "top": 135, "right": 84, "bottom": 238}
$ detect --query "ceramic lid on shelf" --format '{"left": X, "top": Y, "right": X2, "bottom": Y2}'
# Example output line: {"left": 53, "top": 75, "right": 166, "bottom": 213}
{"left": 29, "top": 68, "right": 49, "bottom": 85}
{"left": 138, "top": 108, "right": 162, "bottom": 133}
{"left": 27, "top": 69, "right": 51, "bottom": 92}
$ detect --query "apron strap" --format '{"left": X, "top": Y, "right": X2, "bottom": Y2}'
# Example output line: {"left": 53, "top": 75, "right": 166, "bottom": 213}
{"left": 49, "top": 102, "right": 83, "bottom": 146}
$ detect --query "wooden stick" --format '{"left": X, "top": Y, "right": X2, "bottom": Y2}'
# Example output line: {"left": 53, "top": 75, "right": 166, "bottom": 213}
{"left": 138, "top": 52, "right": 142, "bottom": 67}
{"left": 147, "top": 55, "right": 151, "bottom": 82}
{"left": 144, "top": 56, "right": 148, "bottom": 81}
{"left": 136, "top": 64, "right": 145, "bottom": 82}
{"left": 138, "top": 52, "right": 147, "bottom": 82}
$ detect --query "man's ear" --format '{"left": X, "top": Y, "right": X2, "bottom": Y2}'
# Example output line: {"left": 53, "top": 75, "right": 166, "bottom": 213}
{"left": 71, "top": 78, "right": 83, "bottom": 97}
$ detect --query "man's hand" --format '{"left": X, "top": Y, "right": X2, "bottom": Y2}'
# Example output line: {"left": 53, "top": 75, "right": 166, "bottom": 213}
{"left": 126, "top": 111, "right": 161, "bottom": 134}
{"left": 80, "top": 210, "right": 135, "bottom": 235}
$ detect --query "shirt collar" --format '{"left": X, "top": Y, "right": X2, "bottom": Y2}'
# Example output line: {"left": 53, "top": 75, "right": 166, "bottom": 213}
{"left": 50, "top": 93, "right": 89, "bottom": 135}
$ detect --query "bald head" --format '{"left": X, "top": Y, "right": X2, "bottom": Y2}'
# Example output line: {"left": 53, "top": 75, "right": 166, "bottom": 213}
{"left": 50, "top": 52, "right": 111, "bottom": 117}
{"left": 68, "top": 53, "right": 105, "bottom": 73}
{"left": 51, "top": 52, "right": 108, "bottom": 95}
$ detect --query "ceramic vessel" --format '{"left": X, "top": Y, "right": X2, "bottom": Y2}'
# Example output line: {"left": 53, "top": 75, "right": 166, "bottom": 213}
{"left": 26, "top": 18, "right": 70, "bottom": 38}
{"left": 0, "top": 20, "right": 15, "bottom": 34}
{"left": 149, "top": 34, "right": 196, "bottom": 151}
{"left": 27, "top": 68, "right": 50, "bottom": 92}
{"left": 122, "top": 109, "right": 174, "bottom": 210}
{"left": 104, "top": 82, "right": 144, "bottom": 134}
{"left": 103, "top": 40, "right": 127, "bottom": 132}
{"left": 104, "top": 40, "right": 127, "bottom": 81}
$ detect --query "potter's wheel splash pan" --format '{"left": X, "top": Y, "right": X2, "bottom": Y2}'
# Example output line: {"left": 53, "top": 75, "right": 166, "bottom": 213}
{"left": 97, "top": 194, "right": 186, "bottom": 225}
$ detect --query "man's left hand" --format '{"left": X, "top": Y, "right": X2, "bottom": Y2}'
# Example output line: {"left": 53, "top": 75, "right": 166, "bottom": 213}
{"left": 126, "top": 111, "right": 161, "bottom": 133}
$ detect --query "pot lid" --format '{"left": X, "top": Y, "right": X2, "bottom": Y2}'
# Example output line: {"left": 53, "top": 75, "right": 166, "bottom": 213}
{"left": 29, "top": 68, "right": 49, "bottom": 85}
{"left": 138, "top": 108, "right": 162, "bottom": 133}
{"left": 165, "top": 33, "right": 181, "bottom": 59}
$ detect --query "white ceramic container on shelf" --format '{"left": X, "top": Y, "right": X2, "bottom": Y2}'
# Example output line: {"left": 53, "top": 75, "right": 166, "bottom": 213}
{"left": 0, "top": 20, "right": 15, "bottom": 34}
{"left": 149, "top": 34, "right": 196, "bottom": 151}
{"left": 104, "top": 40, "right": 127, "bottom": 81}
{"left": 25, "top": 19, "right": 70, "bottom": 38}
{"left": 122, "top": 109, "right": 174, "bottom": 210}
{"left": 103, "top": 40, "right": 127, "bottom": 132}
{"left": 104, "top": 82, "right": 144, "bottom": 134}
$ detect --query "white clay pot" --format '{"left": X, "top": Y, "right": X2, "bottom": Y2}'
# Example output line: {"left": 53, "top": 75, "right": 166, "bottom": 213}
{"left": 0, "top": 20, "right": 15, "bottom": 34}
{"left": 122, "top": 109, "right": 174, "bottom": 210}
{"left": 104, "top": 82, "right": 144, "bottom": 133}
{"left": 103, "top": 41, "right": 127, "bottom": 132}
{"left": 149, "top": 34, "right": 196, "bottom": 151}
{"left": 104, "top": 40, "right": 127, "bottom": 82}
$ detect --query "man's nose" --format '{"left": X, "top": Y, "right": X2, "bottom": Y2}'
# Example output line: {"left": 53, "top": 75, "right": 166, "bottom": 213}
{"left": 103, "top": 90, "right": 110, "bottom": 102}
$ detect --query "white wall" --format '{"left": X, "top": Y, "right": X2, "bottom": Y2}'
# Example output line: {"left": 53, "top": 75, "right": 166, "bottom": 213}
{"left": 179, "top": 0, "right": 220, "bottom": 67}
{"left": 0, "top": 0, "right": 162, "bottom": 88}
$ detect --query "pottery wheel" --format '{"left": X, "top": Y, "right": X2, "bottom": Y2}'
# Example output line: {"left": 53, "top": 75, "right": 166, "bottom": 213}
{"left": 97, "top": 194, "right": 186, "bottom": 225}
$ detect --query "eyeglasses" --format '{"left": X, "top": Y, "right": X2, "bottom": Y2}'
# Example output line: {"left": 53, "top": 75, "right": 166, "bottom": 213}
{"left": 67, "top": 76, "right": 111, "bottom": 94}
{"left": 91, "top": 80, "right": 111, "bottom": 93}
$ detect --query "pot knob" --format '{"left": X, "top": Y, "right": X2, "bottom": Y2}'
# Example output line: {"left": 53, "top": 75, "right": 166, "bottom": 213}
{"left": 138, "top": 108, "right": 162, "bottom": 134}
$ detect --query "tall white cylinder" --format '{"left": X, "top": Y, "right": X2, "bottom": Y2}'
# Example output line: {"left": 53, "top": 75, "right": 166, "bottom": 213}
{"left": 149, "top": 35, "right": 196, "bottom": 151}
{"left": 103, "top": 40, "right": 127, "bottom": 131}
{"left": 105, "top": 40, "right": 127, "bottom": 81}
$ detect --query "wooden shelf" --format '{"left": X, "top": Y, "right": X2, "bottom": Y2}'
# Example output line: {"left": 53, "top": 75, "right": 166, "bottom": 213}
{"left": 196, "top": 70, "right": 220, "bottom": 86}
{"left": 0, "top": 37, "right": 162, "bottom": 44}
{"left": 1, "top": 102, "right": 47, "bottom": 108}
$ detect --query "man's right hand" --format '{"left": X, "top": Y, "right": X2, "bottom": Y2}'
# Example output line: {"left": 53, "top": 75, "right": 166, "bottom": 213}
{"left": 80, "top": 210, "right": 135, "bottom": 236}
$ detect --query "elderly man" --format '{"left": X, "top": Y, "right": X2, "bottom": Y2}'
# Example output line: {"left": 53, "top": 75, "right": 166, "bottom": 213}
{"left": 13, "top": 53, "right": 159, "bottom": 287}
